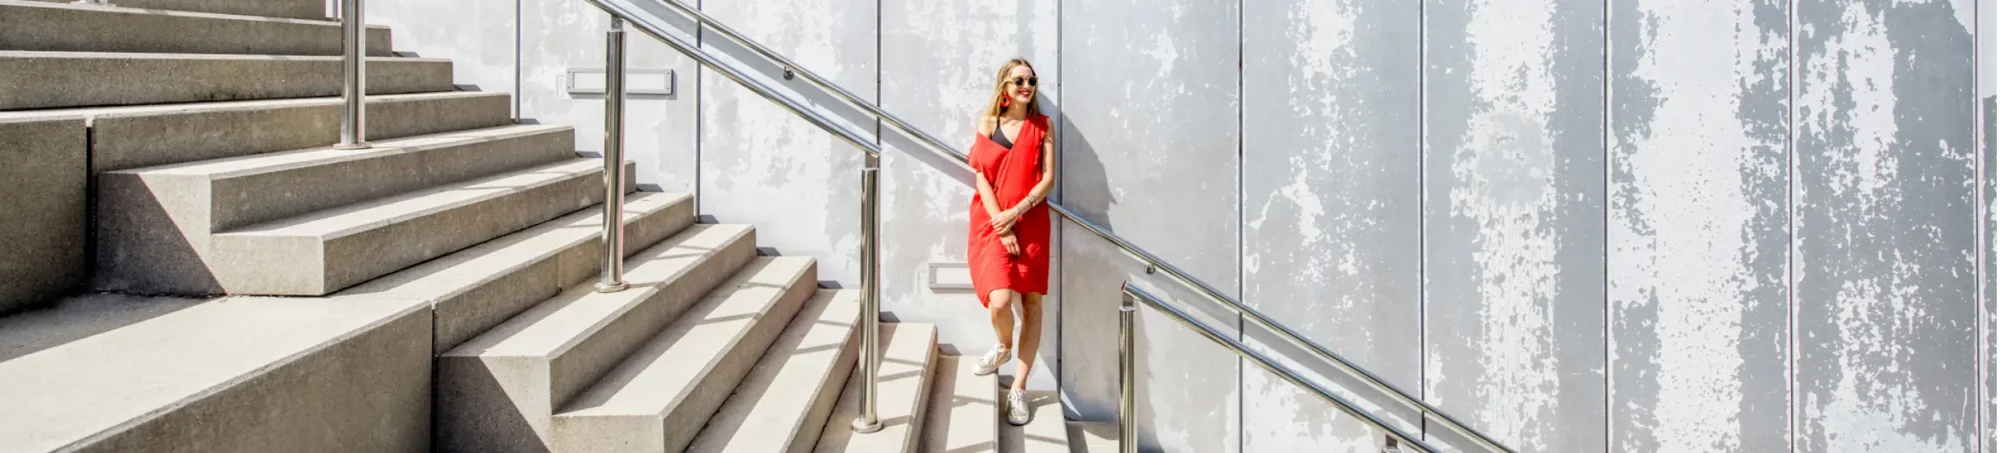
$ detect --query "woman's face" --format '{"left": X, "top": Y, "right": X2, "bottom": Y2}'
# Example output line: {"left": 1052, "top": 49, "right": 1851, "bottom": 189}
{"left": 1005, "top": 65, "right": 1037, "bottom": 107}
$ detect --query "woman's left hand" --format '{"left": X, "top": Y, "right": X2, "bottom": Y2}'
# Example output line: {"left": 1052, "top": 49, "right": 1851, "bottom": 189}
{"left": 991, "top": 207, "right": 1021, "bottom": 233}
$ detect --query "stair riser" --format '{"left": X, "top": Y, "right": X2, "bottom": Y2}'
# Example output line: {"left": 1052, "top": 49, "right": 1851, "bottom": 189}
{"left": 553, "top": 262, "right": 820, "bottom": 453}
{"left": 786, "top": 325, "right": 860, "bottom": 453}
{"left": 0, "top": 3, "right": 391, "bottom": 57}
{"left": 0, "top": 55, "right": 453, "bottom": 110}
{"left": 207, "top": 128, "right": 578, "bottom": 232}
{"left": 91, "top": 0, "right": 329, "bottom": 20}
{"left": 91, "top": 93, "right": 514, "bottom": 174}
{"left": 65, "top": 304, "right": 432, "bottom": 453}
{"left": 429, "top": 195, "right": 694, "bottom": 355}
{"left": 209, "top": 162, "right": 634, "bottom": 296}
{"left": 433, "top": 227, "right": 756, "bottom": 453}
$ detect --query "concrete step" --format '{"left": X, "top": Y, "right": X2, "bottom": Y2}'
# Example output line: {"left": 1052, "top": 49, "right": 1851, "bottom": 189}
{"left": 0, "top": 1, "right": 392, "bottom": 56}
{"left": 0, "top": 51, "right": 453, "bottom": 110}
{"left": 812, "top": 323, "right": 940, "bottom": 453}
{"left": 685, "top": 290, "right": 861, "bottom": 453}
{"left": 345, "top": 191, "right": 694, "bottom": 354}
{"left": 923, "top": 355, "right": 1001, "bottom": 453}
{"left": 0, "top": 92, "right": 514, "bottom": 174}
{"left": 100, "top": 124, "right": 575, "bottom": 237}
{"left": 436, "top": 223, "right": 759, "bottom": 453}
{"left": 96, "top": 158, "right": 624, "bottom": 296}
{"left": 0, "top": 293, "right": 431, "bottom": 453}
{"left": 552, "top": 256, "right": 821, "bottom": 453}
{"left": 1061, "top": 422, "right": 1117, "bottom": 453}
{"left": 24, "top": 0, "right": 332, "bottom": 20}
{"left": 1002, "top": 390, "right": 1071, "bottom": 453}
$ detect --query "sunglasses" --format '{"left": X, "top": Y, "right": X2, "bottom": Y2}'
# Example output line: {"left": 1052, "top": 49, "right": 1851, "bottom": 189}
{"left": 1009, "top": 76, "right": 1039, "bottom": 87}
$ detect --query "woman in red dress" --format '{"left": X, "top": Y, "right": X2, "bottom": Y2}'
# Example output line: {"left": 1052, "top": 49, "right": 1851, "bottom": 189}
{"left": 966, "top": 58, "right": 1054, "bottom": 426}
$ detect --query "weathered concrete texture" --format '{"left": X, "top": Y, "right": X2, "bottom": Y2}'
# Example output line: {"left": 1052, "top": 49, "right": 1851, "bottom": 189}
{"left": 0, "top": 118, "right": 85, "bottom": 315}
{"left": 1422, "top": 0, "right": 1605, "bottom": 451}
{"left": 879, "top": 0, "right": 1061, "bottom": 390}
{"left": 1057, "top": 0, "right": 1241, "bottom": 451}
{"left": 1241, "top": 0, "right": 1421, "bottom": 450}
{"left": 1794, "top": 1, "right": 1979, "bottom": 451}
{"left": 684, "top": 290, "right": 861, "bottom": 453}
{"left": 1607, "top": 1, "right": 1791, "bottom": 452}
{"left": 0, "top": 294, "right": 432, "bottom": 453}
{"left": 519, "top": 0, "right": 700, "bottom": 193}
{"left": 0, "top": 2, "right": 391, "bottom": 56}
{"left": 699, "top": 0, "right": 875, "bottom": 285}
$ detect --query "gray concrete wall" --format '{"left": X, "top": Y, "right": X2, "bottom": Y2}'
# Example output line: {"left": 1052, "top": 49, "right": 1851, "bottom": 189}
{"left": 371, "top": 1, "right": 1989, "bottom": 451}
{"left": 0, "top": 118, "right": 86, "bottom": 315}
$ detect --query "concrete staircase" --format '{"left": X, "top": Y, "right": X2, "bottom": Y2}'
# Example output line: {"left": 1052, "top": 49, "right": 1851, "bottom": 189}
{"left": 0, "top": 0, "right": 1116, "bottom": 451}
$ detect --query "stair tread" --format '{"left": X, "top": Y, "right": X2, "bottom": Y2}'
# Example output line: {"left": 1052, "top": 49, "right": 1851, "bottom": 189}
{"left": 556, "top": 255, "right": 819, "bottom": 417}
{"left": 923, "top": 355, "right": 1000, "bottom": 453}
{"left": 684, "top": 289, "right": 861, "bottom": 453}
{"left": 0, "top": 1, "right": 392, "bottom": 56}
{"left": 341, "top": 191, "right": 686, "bottom": 302}
{"left": 0, "top": 49, "right": 445, "bottom": 62}
{"left": 0, "top": 1, "right": 380, "bottom": 27}
{"left": 443, "top": 223, "right": 756, "bottom": 359}
{"left": 0, "top": 293, "right": 422, "bottom": 452}
{"left": 219, "top": 158, "right": 598, "bottom": 238}
{"left": 0, "top": 91, "right": 500, "bottom": 123}
{"left": 1002, "top": 390, "right": 1070, "bottom": 453}
{"left": 813, "top": 323, "right": 939, "bottom": 453}
{"left": 119, "top": 124, "right": 568, "bottom": 178}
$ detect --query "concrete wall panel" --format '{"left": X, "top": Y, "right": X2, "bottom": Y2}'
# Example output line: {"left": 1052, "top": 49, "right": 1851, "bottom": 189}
{"left": 878, "top": 0, "right": 1062, "bottom": 389}
{"left": 1793, "top": 1, "right": 1979, "bottom": 451}
{"left": 0, "top": 118, "right": 85, "bottom": 315}
{"left": 1606, "top": 1, "right": 1791, "bottom": 452}
{"left": 1240, "top": 0, "right": 1421, "bottom": 450}
{"left": 699, "top": 0, "right": 876, "bottom": 284}
{"left": 1057, "top": 0, "right": 1241, "bottom": 451}
{"left": 521, "top": 0, "right": 700, "bottom": 194}
{"left": 1979, "top": 4, "right": 1995, "bottom": 451}
{"left": 1422, "top": 0, "right": 1606, "bottom": 451}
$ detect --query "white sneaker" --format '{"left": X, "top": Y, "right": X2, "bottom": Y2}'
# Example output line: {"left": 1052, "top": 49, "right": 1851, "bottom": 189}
{"left": 1006, "top": 388, "right": 1032, "bottom": 426}
{"left": 973, "top": 345, "right": 1010, "bottom": 376}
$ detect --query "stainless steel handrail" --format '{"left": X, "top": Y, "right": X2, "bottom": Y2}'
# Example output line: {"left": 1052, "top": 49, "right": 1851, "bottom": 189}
{"left": 595, "top": 18, "right": 630, "bottom": 293}
{"left": 580, "top": 0, "right": 1508, "bottom": 449}
{"left": 1122, "top": 284, "right": 1435, "bottom": 452}
{"left": 335, "top": 0, "right": 368, "bottom": 150}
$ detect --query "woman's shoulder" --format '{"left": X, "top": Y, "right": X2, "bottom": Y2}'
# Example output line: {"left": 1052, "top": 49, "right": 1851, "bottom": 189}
{"left": 976, "top": 115, "right": 997, "bottom": 135}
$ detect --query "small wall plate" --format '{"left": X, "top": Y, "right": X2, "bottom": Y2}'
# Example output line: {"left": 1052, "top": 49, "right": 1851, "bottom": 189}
{"left": 927, "top": 262, "right": 973, "bottom": 291}
{"left": 567, "top": 68, "right": 674, "bottom": 96}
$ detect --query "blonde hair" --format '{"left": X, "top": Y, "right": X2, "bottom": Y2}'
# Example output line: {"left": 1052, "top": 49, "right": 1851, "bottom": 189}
{"left": 982, "top": 58, "right": 1042, "bottom": 121}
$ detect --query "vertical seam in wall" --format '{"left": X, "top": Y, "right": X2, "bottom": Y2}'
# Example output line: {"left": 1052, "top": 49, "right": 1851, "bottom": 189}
{"left": 1792, "top": 0, "right": 1803, "bottom": 450}
{"left": 1601, "top": 0, "right": 1612, "bottom": 451}
{"left": 1976, "top": 0, "right": 1988, "bottom": 449}
{"left": 1418, "top": 0, "right": 1429, "bottom": 435}
{"left": 694, "top": 0, "right": 704, "bottom": 214}
{"left": 1234, "top": 0, "right": 1246, "bottom": 450}
{"left": 514, "top": 0, "right": 523, "bottom": 119}
{"left": 1055, "top": 0, "right": 1064, "bottom": 403}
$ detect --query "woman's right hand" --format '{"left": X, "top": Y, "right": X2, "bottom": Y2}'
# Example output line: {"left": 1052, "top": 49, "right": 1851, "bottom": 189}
{"left": 999, "top": 232, "right": 1021, "bottom": 256}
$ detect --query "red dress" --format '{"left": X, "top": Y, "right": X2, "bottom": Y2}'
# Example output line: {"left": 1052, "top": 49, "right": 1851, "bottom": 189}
{"left": 968, "top": 114, "right": 1052, "bottom": 303}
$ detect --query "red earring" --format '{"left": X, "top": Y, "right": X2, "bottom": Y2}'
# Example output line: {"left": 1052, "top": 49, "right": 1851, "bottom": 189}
{"left": 1000, "top": 97, "right": 1010, "bottom": 108}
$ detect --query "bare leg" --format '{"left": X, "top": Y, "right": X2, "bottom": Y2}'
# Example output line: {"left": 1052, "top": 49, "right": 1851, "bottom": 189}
{"left": 1012, "top": 292, "right": 1044, "bottom": 392}
{"left": 988, "top": 289, "right": 1017, "bottom": 350}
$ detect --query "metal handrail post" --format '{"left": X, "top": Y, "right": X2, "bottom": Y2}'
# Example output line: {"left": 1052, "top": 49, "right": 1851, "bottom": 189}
{"left": 595, "top": 18, "right": 629, "bottom": 293}
{"left": 1119, "top": 291, "right": 1138, "bottom": 453}
{"left": 851, "top": 155, "right": 884, "bottom": 433}
{"left": 334, "top": 0, "right": 368, "bottom": 150}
